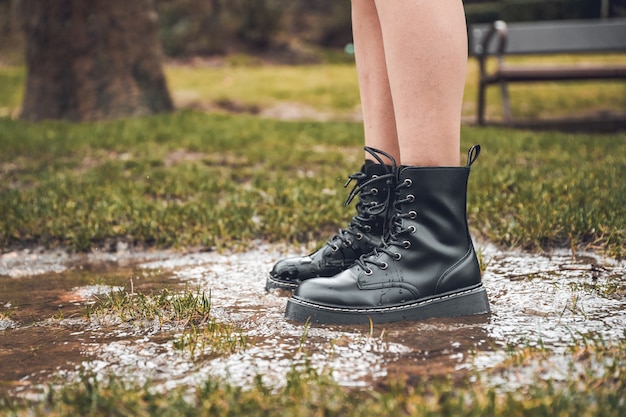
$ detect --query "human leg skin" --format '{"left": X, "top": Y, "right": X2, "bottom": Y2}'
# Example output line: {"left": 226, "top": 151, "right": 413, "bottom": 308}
{"left": 373, "top": 0, "right": 468, "bottom": 166}
{"left": 351, "top": 0, "right": 400, "bottom": 164}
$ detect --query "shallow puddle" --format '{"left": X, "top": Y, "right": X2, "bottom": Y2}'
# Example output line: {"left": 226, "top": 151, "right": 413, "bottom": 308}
{"left": 1, "top": 243, "right": 624, "bottom": 398}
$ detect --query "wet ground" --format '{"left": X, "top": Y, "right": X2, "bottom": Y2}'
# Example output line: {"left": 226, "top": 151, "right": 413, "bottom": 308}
{"left": 1, "top": 243, "right": 624, "bottom": 398}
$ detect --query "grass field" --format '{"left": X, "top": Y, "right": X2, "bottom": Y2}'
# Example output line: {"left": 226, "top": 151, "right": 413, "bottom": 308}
{"left": 2, "top": 54, "right": 626, "bottom": 121}
{"left": 1, "top": 109, "right": 625, "bottom": 255}
{"left": 1, "top": 57, "right": 626, "bottom": 254}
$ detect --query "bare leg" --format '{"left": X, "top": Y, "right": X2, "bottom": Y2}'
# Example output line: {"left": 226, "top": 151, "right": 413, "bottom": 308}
{"left": 351, "top": 0, "right": 400, "bottom": 164}
{"left": 362, "top": 0, "right": 468, "bottom": 167}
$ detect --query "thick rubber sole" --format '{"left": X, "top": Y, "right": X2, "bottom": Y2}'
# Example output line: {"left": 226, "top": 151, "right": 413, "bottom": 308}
{"left": 284, "top": 284, "right": 490, "bottom": 325}
{"left": 265, "top": 274, "right": 299, "bottom": 291}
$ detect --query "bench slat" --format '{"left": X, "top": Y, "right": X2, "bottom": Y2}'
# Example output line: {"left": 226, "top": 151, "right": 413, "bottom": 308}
{"left": 470, "top": 18, "right": 626, "bottom": 56}
{"left": 485, "top": 65, "right": 626, "bottom": 83}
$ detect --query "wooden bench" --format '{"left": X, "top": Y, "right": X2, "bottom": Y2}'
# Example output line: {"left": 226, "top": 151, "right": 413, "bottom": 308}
{"left": 468, "top": 18, "right": 626, "bottom": 125}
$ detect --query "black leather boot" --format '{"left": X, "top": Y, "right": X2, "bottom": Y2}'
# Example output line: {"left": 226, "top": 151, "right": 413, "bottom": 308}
{"left": 285, "top": 145, "right": 490, "bottom": 324}
{"left": 266, "top": 147, "right": 397, "bottom": 291}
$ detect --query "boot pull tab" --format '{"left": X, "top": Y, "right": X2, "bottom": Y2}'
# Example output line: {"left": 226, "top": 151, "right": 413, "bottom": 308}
{"left": 466, "top": 145, "right": 481, "bottom": 167}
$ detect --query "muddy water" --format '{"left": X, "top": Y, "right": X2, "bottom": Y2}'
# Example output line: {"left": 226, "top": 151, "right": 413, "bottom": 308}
{"left": 1, "top": 244, "right": 624, "bottom": 397}
{"left": 0, "top": 249, "right": 180, "bottom": 396}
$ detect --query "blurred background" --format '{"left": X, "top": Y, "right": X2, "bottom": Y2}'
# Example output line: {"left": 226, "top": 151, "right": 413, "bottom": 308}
{"left": 1, "top": 0, "right": 625, "bottom": 64}
{"left": 0, "top": 0, "right": 625, "bottom": 123}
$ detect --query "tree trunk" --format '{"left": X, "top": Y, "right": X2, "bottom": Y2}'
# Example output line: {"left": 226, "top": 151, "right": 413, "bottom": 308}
{"left": 20, "top": 0, "right": 173, "bottom": 122}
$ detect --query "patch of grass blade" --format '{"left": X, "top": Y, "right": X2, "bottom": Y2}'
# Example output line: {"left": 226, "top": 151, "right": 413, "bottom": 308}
{"left": 88, "top": 287, "right": 247, "bottom": 356}
{"left": 91, "top": 287, "right": 212, "bottom": 326}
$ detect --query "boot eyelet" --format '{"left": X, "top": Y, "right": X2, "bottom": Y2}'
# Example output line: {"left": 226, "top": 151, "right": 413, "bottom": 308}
{"left": 344, "top": 239, "right": 353, "bottom": 247}
{"left": 331, "top": 244, "right": 339, "bottom": 252}
{"left": 407, "top": 194, "right": 415, "bottom": 202}
{"left": 371, "top": 188, "right": 378, "bottom": 196}
{"left": 356, "top": 233, "right": 363, "bottom": 240}
{"left": 365, "top": 226, "right": 372, "bottom": 232}
{"left": 380, "top": 262, "right": 388, "bottom": 270}
{"left": 403, "top": 179, "right": 413, "bottom": 187}
{"left": 364, "top": 268, "right": 373, "bottom": 275}
{"left": 408, "top": 226, "right": 417, "bottom": 233}
{"left": 409, "top": 210, "right": 418, "bottom": 219}
{"left": 393, "top": 253, "right": 402, "bottom": 261}
{"left": 403, "top": 240, "right": 411, "bottom": 249}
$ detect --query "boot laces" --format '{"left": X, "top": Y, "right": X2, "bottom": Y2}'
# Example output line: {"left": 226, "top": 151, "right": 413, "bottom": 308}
{"left": 325, "top": 147, "right": 397, "bottom": 252}
{"left": 355, "top": 178, "right": 416, "bottom": 273}
{"left": 356, "top": 145, "right": 481, "bottom": 272}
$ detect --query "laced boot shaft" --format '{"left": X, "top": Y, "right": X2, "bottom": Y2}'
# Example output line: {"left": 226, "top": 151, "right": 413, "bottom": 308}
{"left": 266, "top": 147, "right": 397, "bottom": 291}
{"left": 285, "top": 145, "right": 490, "bottom": 324}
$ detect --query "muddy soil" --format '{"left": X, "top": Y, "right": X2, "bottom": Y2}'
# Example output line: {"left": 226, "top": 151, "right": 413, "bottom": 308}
{"left": 1, "top": 243, "right": 624, "bottom": 398}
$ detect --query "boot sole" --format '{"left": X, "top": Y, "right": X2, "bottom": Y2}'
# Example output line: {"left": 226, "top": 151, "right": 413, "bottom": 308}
{"left": 285, "top": 284, "right": 490, "bottom": 325}
{"left": 265, "top": 274, "right": 299, "bottom": 291}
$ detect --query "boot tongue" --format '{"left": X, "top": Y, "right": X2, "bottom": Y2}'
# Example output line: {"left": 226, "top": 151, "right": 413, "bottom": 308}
{"left": 364, "top": 159, "right": 391, "bottom": 178}
{"left": 345, "top": 159, "right": 394, "bottom": 206}
{"left": 362, "top": 159, "right": 375, "bottom": 172}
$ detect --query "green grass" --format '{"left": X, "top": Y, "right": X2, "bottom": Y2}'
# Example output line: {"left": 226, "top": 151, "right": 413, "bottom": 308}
{"left": 89, "top": 287, "right": 213, "bottom": 326}
{"left": 87, "top": 287, "right": 248, "bottom": 357}
{"left": 166, "top": 56, "right": 626, "bottom": 122}
{"left": 0, "top": 111, "right": 363, "bottom": 251}
{"left": 469, "top": 127, "right": 626, "bottom": 254}
{"left": 3, "top": 53, "right": 624, "bottom": 122}
{"left": 2, "top": 339, "right": 624, "bottom": 416}
{"left": 165, "top": 63, "right": 361, "bottom": 118}
{"left": 0, "top": 58, "right": 625, "bottom": 255}
{"left": 1, "top": 110, "right": 625, "bottom": 255}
